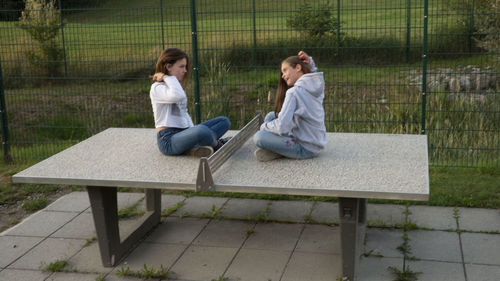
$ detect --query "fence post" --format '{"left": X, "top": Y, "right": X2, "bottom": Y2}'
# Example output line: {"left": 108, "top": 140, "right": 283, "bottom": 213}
{"left": 160, "top": 0, "right": 165, "bottom": 49}
{"left": 336, "top": 0, "right": 342, "bottom": 63}
{"left": 468, "top": 0, "right": 475, "bottom": 54}
{"left": 421, "top": 0, "right": 429, "bottom": 135}
{"left": 58, "top": 0, "right": 68, "bottom": 77}
{"left": 190, "top": 0, "right": 201, "bottom": 124}
{"left": 0, "top": 62, "right": 12, "bottom": 163}
{"left": 252, "top": 0, "right": 257, "bottom": 67}
{"left": 406, "top": 0, "right": 411, "bottom": 63}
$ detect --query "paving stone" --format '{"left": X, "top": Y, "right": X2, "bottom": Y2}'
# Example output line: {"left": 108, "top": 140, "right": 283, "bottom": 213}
{"left": 3, "top": 211, "right": 78, "bottom": 237}
{"left": 0, "top": 269, "right": 50, "bottom": 281}
{"left": 408, "top": 230, "right": 462, "bottom": 262}
{"left": 106, "top": 270, "right": 150, "bottom": 281}
{"left": 0, "top": 236, "right": 43, "bottom": 268}
{"left": 9, "top": 238, "right": 86, "bottom": 270}
{"left": 281, "top": 252, "right": 342, "bottom": 281}
{"left": 170, "top": 196, "right": 228, "bottom": 217}
{"left": 457, "top": 207, "right": 500, "bottom": 232}
{"left": 83, "top": 192, "right": 145, "bottom": 214}
{"left": 118, "top": 242, "right": 187, "bottom": 271}
{"left": 366, "top": 204, "right": 406, "bottom": 227}
{"left": 407, "top": 260, "right": 465, "bottom": 281}
{"left": 243, "top": 222, "right": 302, "bottom": 251}
{"left": 357, "top": 257, "right": 402, "bottom": 281}
{"left": 67, "top": 243, "right": 113, "bottom": 274}
{"left": 160, "top": 194, "right": 186, "bottom": 215}
{"left": 119, "top": 216, "right": 155, "bottom": 241}
{"left": 309, "top": 201, "right": 338, "bottom": 224}
{"left": 45, "top": 272, "right": 101, "bottom": 281}
{"left": 465, "top": 264, "right": 500, "bottom": 281}
{"left": 193, "top": 219, "right": 253, "bottom": 248}
{"left": 45, "top": 192, "right": 90, "bottom": 212}
{"left": 364, "top": 228, "right": 403, "bottom": 258}
{"left": 408, "top": 205, "right": 457, "bottom": 230}
{"left": 219, "top": 198, "right": 270, "bottom": 220}
{"left": 169, "top": 245, "right": 238, "bottom": 281}
{"left": 225, "top": 248, "right": 290, "bottom": 281}
{"left": 462, "top": 232, "right": 500, "bottom": 265}
{"left": 145, "top": 217, "right": 208, "bottom": 244}
{"left": 51, "top": 212, "right": 96, "bottom": 239}
{"left": 267, "top": 200, "right": 314, "bottom": 223}
{"left": 295, "top": 224, "right": 340, "bottom": 254}
{"left": 117, "top": 192, "right": 145, "bottom": 211}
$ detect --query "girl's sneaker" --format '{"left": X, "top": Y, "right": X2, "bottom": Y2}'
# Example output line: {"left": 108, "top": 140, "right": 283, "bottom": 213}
{"left": 254, "top": 148, "right": 283, "bottom": 162}
{"left": 186, "top": 146, "right": 213, "bottom": 157}
{"left": 214, "top": 137, "right": 232, "bottom": 151}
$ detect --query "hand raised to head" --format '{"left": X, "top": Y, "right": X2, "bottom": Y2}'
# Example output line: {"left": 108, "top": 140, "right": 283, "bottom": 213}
{"left": 298, "top": 51, "right": 310, "bottom": 64}
{"left": 152, "top": 72, "right": 166, "bottom": 82}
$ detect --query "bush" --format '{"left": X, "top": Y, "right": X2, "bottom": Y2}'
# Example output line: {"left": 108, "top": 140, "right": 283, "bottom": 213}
{"left": 16, "top": 0, "right": 64, "bottom": 77}
{"left": 287, "top": 2, "right": 341, "bottom": 38}
{"left": 474, "top": 0, "right": 499, "bottom": 56}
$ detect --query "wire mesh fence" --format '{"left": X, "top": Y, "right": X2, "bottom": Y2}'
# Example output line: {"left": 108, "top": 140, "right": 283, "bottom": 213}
{"left": 0, "top": 0, "right": 498, "bottom": 167}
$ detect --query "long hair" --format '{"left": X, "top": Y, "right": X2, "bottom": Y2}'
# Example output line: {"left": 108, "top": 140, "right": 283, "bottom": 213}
{"left": 151, "top": 47, "right": 190, "bottom": 83}
{"left": 273, "top": 56, "right": 311, "bottom": 116}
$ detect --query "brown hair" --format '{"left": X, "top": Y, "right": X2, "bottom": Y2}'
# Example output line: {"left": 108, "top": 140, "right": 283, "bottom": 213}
{"left": 273, "top": 56, "right": 311, "bottom": 116}
{"left": 151, "top": 47, "right": 190, "bottom": 83}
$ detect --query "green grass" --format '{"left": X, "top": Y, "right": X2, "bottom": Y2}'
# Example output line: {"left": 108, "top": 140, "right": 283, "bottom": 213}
{"left": 116, "top": 264, "right": 169, "bottom": 280}
{"left": 43, "top": 260, "right": 70, "bottom": 272}
{"left": 22, "top": 198, "right": 49, "bottom": 212}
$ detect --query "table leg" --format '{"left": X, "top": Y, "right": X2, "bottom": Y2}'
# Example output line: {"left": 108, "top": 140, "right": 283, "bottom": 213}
{"left": 338, "top": 197, "right": 367, "bottom": 281}
{"left": 87, "top": 186, "right": 162, "bottom": 267}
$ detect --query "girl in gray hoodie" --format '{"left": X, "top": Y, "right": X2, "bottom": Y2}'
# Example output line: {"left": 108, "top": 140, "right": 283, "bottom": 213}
{"left": 253, "top": 51, "right": 327, "bottom": 162}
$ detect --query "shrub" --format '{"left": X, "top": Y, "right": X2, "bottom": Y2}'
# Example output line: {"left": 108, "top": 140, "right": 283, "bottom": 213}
{"left": 287, "top": 2, "right": 341, "bottom": 38}
{"left": 16, "top": 0, "right": 64, "bottom": 77}
{"left": 474, "top": 0, "right": 499, "bottom": 56}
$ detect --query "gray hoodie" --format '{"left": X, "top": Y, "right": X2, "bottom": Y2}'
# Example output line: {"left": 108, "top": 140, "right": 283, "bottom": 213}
{"left": 260, "top": 71, "right": 327, "bottom": 154}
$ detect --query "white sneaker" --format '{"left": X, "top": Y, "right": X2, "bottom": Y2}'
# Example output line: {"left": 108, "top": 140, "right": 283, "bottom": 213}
{"left": 186, "top": 146, "right": 213, "bottom": 157}
{"left": 254, "top": 148, "right": 282, "bottom": 162}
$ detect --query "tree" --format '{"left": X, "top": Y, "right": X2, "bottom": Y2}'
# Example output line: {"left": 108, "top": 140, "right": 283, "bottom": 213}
{"left": 16, "top": 0, "right": 64, "bottom": 77}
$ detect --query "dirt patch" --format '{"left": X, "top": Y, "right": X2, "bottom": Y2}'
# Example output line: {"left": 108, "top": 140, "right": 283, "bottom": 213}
{"left": 0, "top": 172, "right": 73, "bottom": 233}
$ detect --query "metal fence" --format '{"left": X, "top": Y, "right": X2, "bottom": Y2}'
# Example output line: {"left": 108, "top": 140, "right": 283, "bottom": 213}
{"left": 0, "top": 0, "right": 498, "bottom": 167}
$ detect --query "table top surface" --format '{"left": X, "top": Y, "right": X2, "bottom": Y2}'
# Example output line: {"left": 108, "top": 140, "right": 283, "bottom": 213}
{"left": 13, "top": 128, "right": 429, "bottom": 200}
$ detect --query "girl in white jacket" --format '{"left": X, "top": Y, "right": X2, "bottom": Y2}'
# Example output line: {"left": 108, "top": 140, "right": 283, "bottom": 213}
{"left": 253, "top": 51, "right": 327, "bottom": 161}
{"left": 150, "top": 48, "right": 230, "bottom": 157}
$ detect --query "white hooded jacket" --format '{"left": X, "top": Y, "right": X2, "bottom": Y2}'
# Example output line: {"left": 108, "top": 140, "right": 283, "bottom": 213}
{"left": 260, "top": 71, "right": 327, "bottom": 154}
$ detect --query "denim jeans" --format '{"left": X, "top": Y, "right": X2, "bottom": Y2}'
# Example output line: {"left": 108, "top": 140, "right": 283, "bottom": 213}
{"left": 157, "top": 116, "right": 230, "bottom": 155}
{"left": 253, "top": 112, "right": 315, "bottom": 159}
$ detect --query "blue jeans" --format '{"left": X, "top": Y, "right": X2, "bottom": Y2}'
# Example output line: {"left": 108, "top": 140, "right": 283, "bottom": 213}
{"left": 253, "top": 112, "right": 315, "bottom": 159}
{"left": 157, "top": 116, "right": 230, "bottom": 155}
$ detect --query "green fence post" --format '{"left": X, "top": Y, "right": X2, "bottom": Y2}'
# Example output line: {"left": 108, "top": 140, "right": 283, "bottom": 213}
{"left": 252, "top": 0, "right": 257, "bottom": 67}
{"left": 406, "top": 0, "right": 411, "bottom": 63}
{"left": 337, "top": 0, "right": 342, "bottom": 63}
{"left": 469, "top": 0, "right": 475, "bottom": 54}
{"left": 160, "top": 0, "right": 165, "bottom": 49}
{"left": 0, "top": 62, "right": 12, "bottom": 163}
{"left": 421, "top": 0, "right": 429, "bottom": 135}
{"left": 190, "top": 0, "right": 201, "bottom": 124}
{"left": 58, "top": 0, "right": 68, "bottom": 77}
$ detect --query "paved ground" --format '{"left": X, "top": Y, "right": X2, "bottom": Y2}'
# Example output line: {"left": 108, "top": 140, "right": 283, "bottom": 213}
{"left": 0, "top": 191, "right": 499, "bottom": 281}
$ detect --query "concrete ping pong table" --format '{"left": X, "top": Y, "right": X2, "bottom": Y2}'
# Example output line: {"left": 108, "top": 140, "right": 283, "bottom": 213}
{"left": 12, "top": 113, "right": 429, "bottom": 281}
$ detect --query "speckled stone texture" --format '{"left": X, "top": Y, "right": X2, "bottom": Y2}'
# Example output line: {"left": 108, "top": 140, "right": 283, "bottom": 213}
{"left": 13, "top": 128, "right": 201, "bottom": 188}
{"left": 215, "top": 132, "right": 429, "bottom": 200}
{"left": 13, "top": 129, "right": 428, "bottom": 200}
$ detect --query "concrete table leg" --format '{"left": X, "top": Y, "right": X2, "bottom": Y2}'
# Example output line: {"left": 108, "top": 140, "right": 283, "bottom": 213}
{"left": 338, "top": 197, "right": 367, "bottom": 281}
{"left": 87, "top": 187, "right": 161, "bottom": 267}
